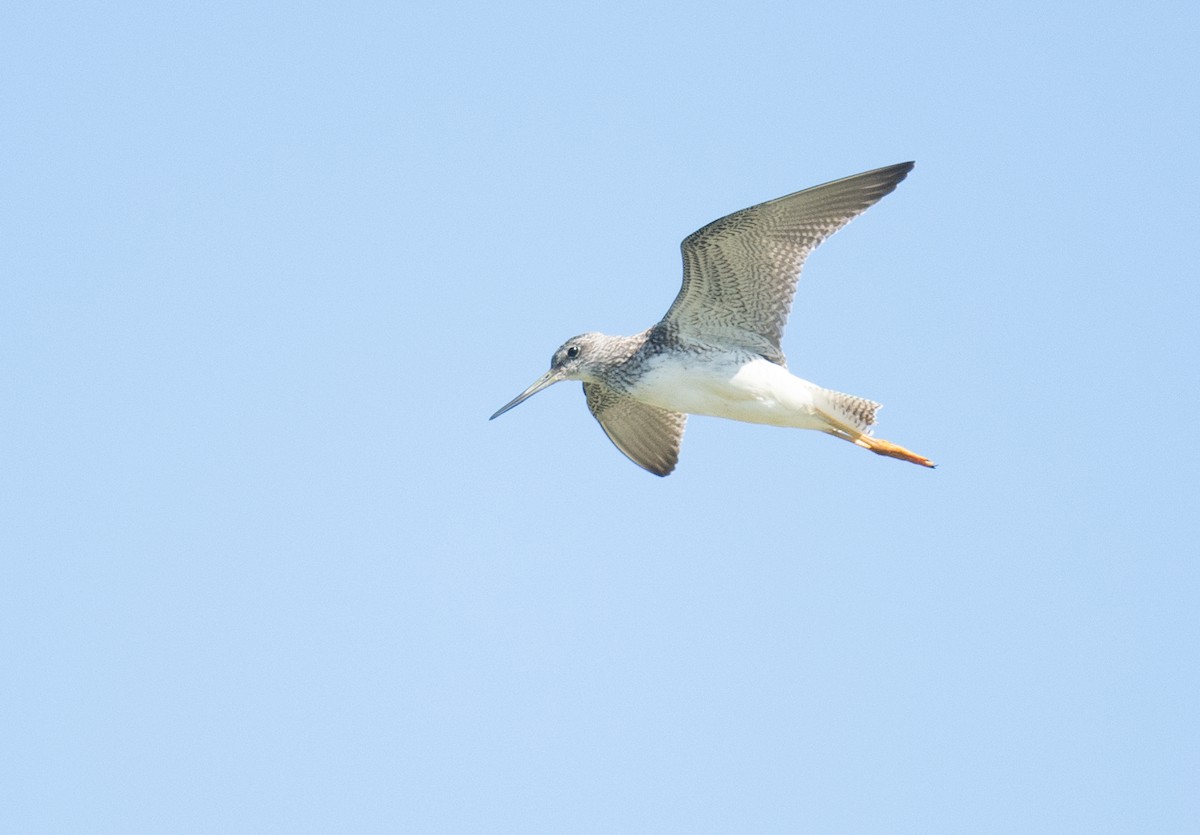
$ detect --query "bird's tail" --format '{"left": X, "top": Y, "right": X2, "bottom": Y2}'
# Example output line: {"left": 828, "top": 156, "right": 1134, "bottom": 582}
{"left": 817, "top": 387, "right": 881, "bottom": 434}
{"left": 815, "top": 388, "right": 935, "bottom": 468}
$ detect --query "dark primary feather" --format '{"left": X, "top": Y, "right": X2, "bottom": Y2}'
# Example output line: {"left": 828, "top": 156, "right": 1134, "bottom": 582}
{"left": 660, "top": 162, "right": 914, "bottom": 365}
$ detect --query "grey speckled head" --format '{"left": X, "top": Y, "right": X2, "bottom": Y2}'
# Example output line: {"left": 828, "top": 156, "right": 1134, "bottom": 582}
{"left": 489, "top": 333, "right": 640, "bottom": 420}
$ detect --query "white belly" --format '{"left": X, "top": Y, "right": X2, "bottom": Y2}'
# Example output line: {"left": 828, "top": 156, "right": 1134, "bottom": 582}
{"left": 628, "top": 354, "right": 827, "bottom": 430}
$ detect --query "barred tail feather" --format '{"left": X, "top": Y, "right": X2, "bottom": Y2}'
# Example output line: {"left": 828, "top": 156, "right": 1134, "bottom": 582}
{"left": 818, "top": 388, "right": 881, "bottom": 435}
{"left": 813, "top": 390, "right": 936, "bottom": 468}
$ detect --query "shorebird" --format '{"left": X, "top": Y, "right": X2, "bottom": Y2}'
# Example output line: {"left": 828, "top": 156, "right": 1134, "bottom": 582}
{"left": 490, "top": 162, "right": 933, "bottom": 476}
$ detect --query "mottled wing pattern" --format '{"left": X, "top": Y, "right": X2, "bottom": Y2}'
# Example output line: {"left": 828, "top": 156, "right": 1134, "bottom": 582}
{"left": 583, "top": 382, "right": 687, "bottom": 477}
{"left": 661, "top": 162, "right": 914, "bottom": 365}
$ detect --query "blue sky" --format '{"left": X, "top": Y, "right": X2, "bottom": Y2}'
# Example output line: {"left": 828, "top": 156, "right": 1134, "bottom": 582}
{"left": 3, "top": 1, "right": 1198, "bottom": 832}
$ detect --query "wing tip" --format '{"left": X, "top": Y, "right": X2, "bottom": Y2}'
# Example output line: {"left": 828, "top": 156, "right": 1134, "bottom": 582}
{"left": 866, "top": 160, "right": 916, "bottom": 191}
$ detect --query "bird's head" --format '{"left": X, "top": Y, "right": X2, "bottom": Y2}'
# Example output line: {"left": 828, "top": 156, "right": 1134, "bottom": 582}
{"left": 489, "top": 333, "right": 606, "bottom": 420}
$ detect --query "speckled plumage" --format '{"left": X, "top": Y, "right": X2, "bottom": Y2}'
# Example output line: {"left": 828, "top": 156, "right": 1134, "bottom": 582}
{"left": 491, "top": 163, "right": 934, "bottom": 476}
{"left": 662, "top": 162, "right": 916, "bottom": 366}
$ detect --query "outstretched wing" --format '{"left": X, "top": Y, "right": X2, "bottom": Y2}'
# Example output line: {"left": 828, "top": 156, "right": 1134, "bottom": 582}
{"left": 583, "top": 382, "right": 687, "bottom": 477}
{"left": 660, "top": 162, "right": 914, "bottom": 365}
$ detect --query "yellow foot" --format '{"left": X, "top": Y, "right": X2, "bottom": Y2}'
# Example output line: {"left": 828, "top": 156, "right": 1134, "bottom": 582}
{"left": 814, "top": 408, "right": 936, "bottom": 468}
{"left": 853, "top": 436, "right": 936, "bottom": 468}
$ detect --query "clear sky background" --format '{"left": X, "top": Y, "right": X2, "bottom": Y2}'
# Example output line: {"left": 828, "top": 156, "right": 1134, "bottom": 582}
{"left": 3, "top": 2, "right": 1198, "bottom": 832}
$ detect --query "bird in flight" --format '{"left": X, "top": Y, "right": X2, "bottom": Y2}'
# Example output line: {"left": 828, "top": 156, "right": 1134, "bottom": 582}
{"left": 491, "top": 162, "right": 933, "bottom": 476}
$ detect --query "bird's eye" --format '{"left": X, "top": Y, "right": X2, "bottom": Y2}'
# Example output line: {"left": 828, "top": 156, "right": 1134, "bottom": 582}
{"left": 566, "top": 346, "right": 580, "bottom": 359}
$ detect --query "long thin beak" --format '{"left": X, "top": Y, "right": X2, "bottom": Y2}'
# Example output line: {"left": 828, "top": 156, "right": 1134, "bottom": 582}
{"left": 489, "top": 369, "right": 564, "bottom": 420}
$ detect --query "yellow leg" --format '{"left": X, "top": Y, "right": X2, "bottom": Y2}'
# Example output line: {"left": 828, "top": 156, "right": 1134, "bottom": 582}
{"left": 816, "top": 410, "right": 936, "bottom": 468}
{"left": 852, "top": 435, "right": 936, "bottom": 468}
